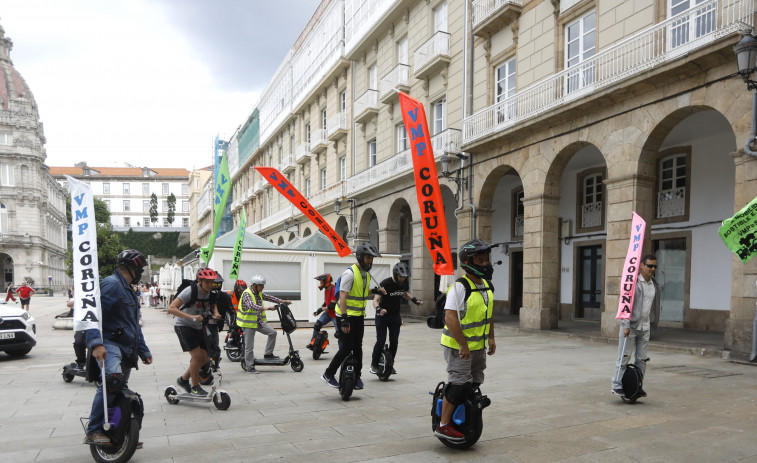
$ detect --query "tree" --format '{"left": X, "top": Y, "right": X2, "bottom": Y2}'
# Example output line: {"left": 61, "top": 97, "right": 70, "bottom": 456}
{"left": 65, "top": 196, "right": 122, "bottom": 279}
{"left": 167, "top": 193, "right": 176, "bottom": 225}
{"left": 149, "top": 193, "right": 158, "bottom": 226}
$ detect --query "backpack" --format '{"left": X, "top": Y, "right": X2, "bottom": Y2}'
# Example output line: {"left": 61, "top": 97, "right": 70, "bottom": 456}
{"left": 174, "top": 279, "right": 199, "bottom": 310}
{"left": 333, "top": 267, "right": 355, "bottom": 296}
{"left": 427, "top": 277, "right": 494, "bottom": 329}
{"left": 278, "top": 304, "right": 297, "bottom": 334}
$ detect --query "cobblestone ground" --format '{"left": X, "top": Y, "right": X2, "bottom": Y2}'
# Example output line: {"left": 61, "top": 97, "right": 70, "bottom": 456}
{"left": 1, "top": 294, "right": 757, "bottom": 463}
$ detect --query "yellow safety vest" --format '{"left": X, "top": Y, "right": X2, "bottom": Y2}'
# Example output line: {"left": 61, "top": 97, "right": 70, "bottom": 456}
{"left": 335, "top": 264, "right": 371, "bottom": 317}
{"left": 440, "top": 276, "right": 493, "bottom": 351}
{"left": 236, "top": 288, "right": 267, "bottom": 329}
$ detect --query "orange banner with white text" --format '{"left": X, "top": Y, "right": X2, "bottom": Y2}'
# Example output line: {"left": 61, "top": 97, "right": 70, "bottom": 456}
{"left": 398, "top": 92, "right": 454, "bottom": 275}
{"left": 254, "top": 167, "right": 351, "bottom": 257}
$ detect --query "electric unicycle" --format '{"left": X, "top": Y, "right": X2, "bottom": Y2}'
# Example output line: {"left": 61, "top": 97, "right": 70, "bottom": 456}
{"left": 338, "top": 353, "right": 357, "bottom": 401}
{"left": 376, "top": 344, "right": 394, "bottom": 382}
{"left": 430, "top": 381, "right": 490, "bottom": 449}
{"left": 85, "top": 388, "right": 144, "bottom": 463}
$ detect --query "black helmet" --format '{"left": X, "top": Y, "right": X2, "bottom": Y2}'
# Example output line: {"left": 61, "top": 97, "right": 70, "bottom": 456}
{"left": 393, "top": 262, "right": 410, "bottom": 279}
{"left": 355, "top": 242, "right": 381, "bottom": 271}
{"left": 314, "top": 273, "right": 332, "bottom": 290}
{"left": 459, "top": 239, "right": 496, "bottom": 280}
{"left": 117, "top": 249, "right": 147, "bottom": 269}
{"left": 212, "top": 274, "right": 224, "bottom": 290}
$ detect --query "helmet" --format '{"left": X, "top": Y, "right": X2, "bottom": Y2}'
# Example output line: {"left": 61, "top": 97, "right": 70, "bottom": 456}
{"left": 250, "top": 274, "right": 266, "bottom": 286}
{"left": 233, "top": 279, "right": 247, "bottom": 298}
{"left": 314, "top": 273, "right": 332, "bottom": 290}
{"left": 212, "top": 274, "right": 224, "bottom": 290}
{"left": 459, "top": 239, "right": 496, "bottom": 280}
{"left": 393, "top": 262, "right": 410, "bottom": 279}
{"left": 117, "top": 249, "right": 147, "bottom": 269}
{"left": 355, "top": 242, "right": 381, "bottom": 271}
{"left": 196, "top": 268, "right": 219, "bottom": 281}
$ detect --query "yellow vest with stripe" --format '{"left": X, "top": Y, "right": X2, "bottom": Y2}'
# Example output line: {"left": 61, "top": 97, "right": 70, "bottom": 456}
{"left": 236, "top": 288, "right": 267, "bottom": 329}
{"left": 440, "top": 276, "right": 493, "bottom": 351}
{"left": 335, "top": 264, "right": 371, "bottom": 317}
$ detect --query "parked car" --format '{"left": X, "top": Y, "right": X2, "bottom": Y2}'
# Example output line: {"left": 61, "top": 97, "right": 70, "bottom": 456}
{"left": 0, "top": 305, "right": 36, "bottom": 356}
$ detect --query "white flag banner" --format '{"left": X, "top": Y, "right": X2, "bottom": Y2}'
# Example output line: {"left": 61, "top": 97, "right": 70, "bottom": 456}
{"left": 66, "top": 176, "right": 102, "bottom": 332}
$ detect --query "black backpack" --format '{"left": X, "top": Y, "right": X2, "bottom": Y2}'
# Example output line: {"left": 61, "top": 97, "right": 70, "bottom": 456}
{"left": 279, "top": 304, "right": 297, "bottom": 334}
{"left": 427, "top": 277, "right": 494, "bottom": 329}
{"left": 174, "top": 279, "right": 198, "bottom": 309}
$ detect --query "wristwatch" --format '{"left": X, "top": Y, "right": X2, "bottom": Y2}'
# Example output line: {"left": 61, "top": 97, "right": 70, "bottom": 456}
{"left": 192, "top": 316, "right": 198, "bottom": 323}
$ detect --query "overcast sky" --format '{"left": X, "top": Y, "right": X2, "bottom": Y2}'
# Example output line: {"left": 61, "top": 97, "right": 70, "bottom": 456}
{"left": 1, "top": 0, "right": 320, "bottom": 169}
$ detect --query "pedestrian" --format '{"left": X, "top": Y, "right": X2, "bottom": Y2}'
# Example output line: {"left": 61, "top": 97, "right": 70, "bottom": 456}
{"left": 149, "top": 284, "right": 157, "bottom": 307}
{"left": 15, "top": 281, "right": 35, "bottom": 311}
{"left": 611, "top": 254, "right": 660, "bottom": 398}
{"left": 5, "top": 283, "right": 16, "bottom": 303}
{"left": 84, "top": 249, "right": 152, "bottom": 445}
{"left": 435, "top": 239, "right": 496, "bottom": 443}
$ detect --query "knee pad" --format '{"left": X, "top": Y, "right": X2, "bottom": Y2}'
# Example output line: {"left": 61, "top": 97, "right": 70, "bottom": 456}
{"left": 105, "top": 373, "right": 128, "bottom": 392}
{"left": 313, "top": 320, "right": 324, "bottom": 332}
{"left": 444, "top": 382, "right": 472, "bottom": 405}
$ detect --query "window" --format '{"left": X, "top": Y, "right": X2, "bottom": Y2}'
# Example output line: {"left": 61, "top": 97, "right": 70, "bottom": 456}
{"left": 143, "top": 217, "right": 150, "bottom": 227}
{"left": 368, "top": 139, "right": 377, "bottom": 167}
{"left": 305, "top": 178, "right": 311, "bottom": 197}
{"left": 369, "top": 64, "right": 378, "bottom": 90}
{"left": 123, "top": 200, "right": 130, "bottom": 211}
{"left": 396, "top": 124, "right": 408, "bottom": 153}
{"left": 578, "top": 171, "right": 603, "bottom": 229}
{"left": 162, "top": 183, "right": 169, "bottom": 195}
{"left": 320, "top": 167, "right": 327, "bottom": 190}
{"left": 123, "top": 183, "right": 130, "bottom": 194}
{"left": 397, "top": 36, "right": 408, "bottom": 65}
{"left": 657, "top": 152, "right": 688, "bottom": 219}
{"left": 142, "top": 183, "right": 149, "bottom": 195}
{"left": 0, "top": 203, "right": 7, "bottom": 233}
{"left": 143, "top": 200, "right": 150, "bottom": 212}
{"left": 162, "top": 200, "right": 168, "bottom": 212}
{"left": 321, "top": 109, "right": 327, "bottom": 130}
{"left": 0, "top": 132, "right": 11, "bottom": 145}
{"left": 305, "top": 124, "right": 311, "bottom": 143}
{"left": 432, "top": 99, "right": 446, "bottom": 134}
{"left": 182, "top": 200, "right": 189, "bottom": 212}
{"left": 290, "top": 135, "right": 295, "bottom": 154}
{"left": 495, "top": 58, "right": 517, "bottom": 121}
{"left": 104, "top": 200, "right": 110, "bottom": 210}
{"left": 182, "top": 218, "right": 189, "bottom": 228}
{"left": 0, "top": 165, "right": 13, "bottom": 186}
{"left": 195, "top": 179, "right": 199, "bottom": 189}
{"left": 103, "top": 183, "right": 110, "bottom": 194}
{"left": 565, "top": 11, "right": 596, "bottom": 93}
{"left": 124, "top": 217, "right": 130, "bottom": 227}
{"left": 339, "top": 156, "right": 346, "bottom": 181}
{"left": 340, "top": 91, "right": 347, "bottom": 112}
{"left": 669, "top": 0, "right": 713, "bottom": 49}
{"left": 163, "top": 218, "right": 169, "bottom": 227}
{"left": 434, "top": 1, "right": 448, "bottom": 32}
{"left": 182, "top": 184, "right": 189, "bottom": 195}
{"left": 512, "top": 189, "right": 524, "bottom": 238}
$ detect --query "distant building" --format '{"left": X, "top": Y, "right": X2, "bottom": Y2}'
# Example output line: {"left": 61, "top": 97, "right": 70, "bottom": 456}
{"left": 188, "top": 165, "right": 213, "bottom": 249}
{"left": 50, "top": 164, "right": 191, "bottom": 231}
{"left": 0, "top": 22, "right": 68, "bottom": 291}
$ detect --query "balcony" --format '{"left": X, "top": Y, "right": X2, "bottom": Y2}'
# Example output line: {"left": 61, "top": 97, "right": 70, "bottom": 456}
{"left": 379, "top": 64, "right": 410, "bottom": 103}
{"left": 231, "top": 197, "right": 243, "bottom": 212}
{"left": 657, "top": 187, "right": 686, "bottom": 218}
{"left": 472, "top": 0, "right": 522, "bottom": 38}
{"left": 295, "top": 142, "right": 311, "bottom": 164}
{"left": 197, "top": 190, "right": 211, "bottom": 220}
{"left": 254, "top": 180, "right": 265, "bottom": 195}
{"left": 580, "top": 201, "right": 603, "bottom": 228}
{"left": 463, "top": 0, "right": 754, "bottom": 145}
{"left": 354, "top": 89, "right": 378, "bottom": 124}
{"left": 197, "top": 222, "right": 211, "bottom": 238}
{"left": 258, "top": 206, "right": 295, "bottom": 232}
{"left": 413, "top": 31, "right": 451, "bottom": 80}
{"left": 0, "top": 233, "right": 31, "bottom": 246}
{"left": 278, "top": 153, "right": 296, "bottom": 173}
{"left": 310, "top": 128, "right": 329, "bottom": 154}
{"left": 327, "top": 112, "right": 348, "bottom": 140}
{"left": 308, "top": 181, "right": 345, "bottom": 209}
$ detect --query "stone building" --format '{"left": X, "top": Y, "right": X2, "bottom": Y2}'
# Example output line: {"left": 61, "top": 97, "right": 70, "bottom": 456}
{"left": 216, "top": 0, "right": 757, "bottom": 354}
{"left": 0, "top": 22, "right": 68, "bottom": 293}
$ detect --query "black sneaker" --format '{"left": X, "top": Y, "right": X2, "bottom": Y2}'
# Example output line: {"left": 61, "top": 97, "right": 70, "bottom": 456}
{"left": 264, "top": 354, "right": 280, "bottom": 359}
{"left": 612, "top": 388, "right": 626, "bottom": 397}
{"left": 177, "top": 376, "right": 191, "bottom": 392}
{"left": 639, "top": 389, "right": 647, "bottom": 398}
{"left": 321, "top": 373, "right": 339, "bottom": 388}
{"left": 190, "top": 385, "right": 208, "bottom": 396}
{"left": 83, "top": 431, "right": 111, "bottom": 445}
{"left": 354, "top": 377, "right": 364, "bottom": 390}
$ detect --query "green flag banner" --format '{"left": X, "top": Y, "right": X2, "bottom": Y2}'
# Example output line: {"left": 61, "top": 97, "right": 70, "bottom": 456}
{"left": 229, "top": 210, "right": 246, "bottom": 280}
{"left": 719, "top": 195, "right": 757, "bottom": 263}
{"left": 200, "top": 154, "right": 232, "bottom": 264}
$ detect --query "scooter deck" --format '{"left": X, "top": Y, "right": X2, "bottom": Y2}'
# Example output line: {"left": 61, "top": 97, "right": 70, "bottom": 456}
{"left": 166, "top": 386, "right": 217, "bottom": 402}
{"left": 253, "top": 358, "right": 288, "bottom": 366}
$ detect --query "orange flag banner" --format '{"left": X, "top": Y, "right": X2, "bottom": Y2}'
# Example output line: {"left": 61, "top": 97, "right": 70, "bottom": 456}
{"left": 254, "top": 167, "right": 351, "bottom": 257}
{"left": 398, "top": 91, "right": 454, "bottom": 275}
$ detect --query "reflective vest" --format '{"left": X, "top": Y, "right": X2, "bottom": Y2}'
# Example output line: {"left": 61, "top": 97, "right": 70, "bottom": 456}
{"left": 236, "top": 288, "right": 267, "bottom": 329}
{"left": 440, "top": 276, "right": 493, "bottom": 351}
{"left": 335, "top": 264, "right": 371, "bottom": 317}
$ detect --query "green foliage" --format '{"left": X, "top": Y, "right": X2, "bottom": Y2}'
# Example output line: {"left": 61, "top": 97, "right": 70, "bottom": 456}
{"left": 149, "top": 193, "right": 158, "bottom": 224}
{"left": 65, "top": 196, "right": 122, "bottom": 278}
{"left": 119, "top": 229, "right": 192, "bottom": 258}
{"left": 167, "top": 193, "right": 176, "bottom": 225}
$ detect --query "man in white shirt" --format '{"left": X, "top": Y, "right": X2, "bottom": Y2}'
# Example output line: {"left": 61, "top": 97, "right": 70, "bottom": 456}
{"left": 611, "top": 254, "right": 661, "bottom": 398}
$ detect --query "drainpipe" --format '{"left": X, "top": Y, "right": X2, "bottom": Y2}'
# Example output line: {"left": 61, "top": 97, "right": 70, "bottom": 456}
{"left": 466, "top": 152, "right": 477, "bottom": 234}
{"left": 751, "top": 280, "right": 757, "bottom": 362}
{"left": 746, "top": 90, "right": 757, "bottom": 157}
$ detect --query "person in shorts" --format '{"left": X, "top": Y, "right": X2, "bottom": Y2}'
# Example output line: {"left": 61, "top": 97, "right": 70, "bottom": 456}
{"left": 15, "top": 281, "right": 34, "bottom": 311}
{"left": 167, "top": 267, "right": 220, "bottom": 396}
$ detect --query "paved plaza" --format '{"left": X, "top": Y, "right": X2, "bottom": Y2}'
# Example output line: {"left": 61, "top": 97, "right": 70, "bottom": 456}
{"left": 2, "top": 294, "right": 757, "bottom": 462}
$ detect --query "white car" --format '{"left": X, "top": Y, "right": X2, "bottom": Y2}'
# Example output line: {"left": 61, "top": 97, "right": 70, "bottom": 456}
{"left": 0, "top": 305, "right": 36, "bottom": 356}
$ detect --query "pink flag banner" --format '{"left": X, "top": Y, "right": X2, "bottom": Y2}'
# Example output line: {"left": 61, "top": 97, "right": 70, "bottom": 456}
{"left": 615, "top": 212, "right": 647, "bottom": 320}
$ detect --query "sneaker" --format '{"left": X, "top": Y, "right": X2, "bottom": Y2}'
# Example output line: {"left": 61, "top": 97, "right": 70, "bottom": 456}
{"left": 321, "top": 373, "right": 339, "bottom": 388}
{"left": 190, "top": 385, "right": 208, "bottom": 396}
{"left": 247, "top": 367, "right": 259, "bottom": 374}
{"left": 264, "top": 354, "right": 280, "bottom": 359}
{"left": 306, "top": 343, "right": 314, "bottom": 350}
{"left": 434, "top": 424, "right": 465, "bottom": 442}
{"left": 83, "top": 431, "right": 111, "bottom": 445}
{"left": 369, "top": 364, "right": 378, "bottom": 374}
{"left": 639, "top": 389, "right": 647, "bottom": 398}
{"left": 354, "top": 377, "right": 364, "bottom": 390}
{"left": 177, "top": 376, "right": 191, "bottom": 392}
{"left": 612, "top": 388, "right": 626, "bottom": 397}
{"left": 392, "top": 367, "right": 397, "bottom": 375}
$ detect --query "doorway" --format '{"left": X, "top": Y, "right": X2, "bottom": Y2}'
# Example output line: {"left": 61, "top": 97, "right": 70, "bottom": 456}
{"left": 577, "top": 245, "right": 602, "bottom": 319}
{"left": 653, "top": 238, "right": 686, "bottom": 323}
{"left": 510, "top": 251, "right": 523, "bottom": 315}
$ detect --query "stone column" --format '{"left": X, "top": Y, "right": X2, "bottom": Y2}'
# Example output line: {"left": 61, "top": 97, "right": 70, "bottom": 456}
{"left": 476, "top": 208, "right": 494, "bottom": 243}
{"left": 601, "top": 174, "right": 655, "bottom": 338}
{"left": 725, "top": 150, "right": 757, "bottom": 354}
{"left": 455, "top": 208, "right": 474, "bottom": 246}
{"left": 520, "top": 194, "right": 559, "bottom": 330}
{"left": 380, "top": 226, "right": 399, "bottom": 254}
{"left": 410, "top": 219, "right": 435, "bottom": 316}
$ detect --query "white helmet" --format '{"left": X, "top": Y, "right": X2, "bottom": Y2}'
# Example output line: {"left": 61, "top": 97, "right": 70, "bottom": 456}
{"left": 250, "top": 275, "right": 266, "bottom": 285}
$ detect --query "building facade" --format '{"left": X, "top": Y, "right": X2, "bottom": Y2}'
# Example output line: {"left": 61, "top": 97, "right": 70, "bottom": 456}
{"left": 0, "top": 23, "right": 68, "bottom": 292}
{"left": 216, "top": 0, "right": 757, "bottom": 354}
{"left": 188, "top": 166, "right": 213, "bottom": 249}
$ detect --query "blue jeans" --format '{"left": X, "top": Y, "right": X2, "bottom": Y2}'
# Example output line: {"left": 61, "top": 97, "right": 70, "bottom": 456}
{"left": 312, "top": 311, "right": 341, "bottom": 349}
{"left": 86, "top": 342, "right": 132, "bottom": 434}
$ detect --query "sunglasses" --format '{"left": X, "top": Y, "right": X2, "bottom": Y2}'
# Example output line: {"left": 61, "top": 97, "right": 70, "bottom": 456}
{"left": 644, "top": 263, "right": 657, "bottom": 269}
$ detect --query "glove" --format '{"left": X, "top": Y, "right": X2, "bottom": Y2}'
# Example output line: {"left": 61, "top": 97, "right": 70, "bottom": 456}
{"left": 313, "top": 307, "right": 324, "bottom": 317}
{"left": 371, "top": 287, "right": 383, "bottom": 295}
{"left": 339, "top": 315, "right": 350, "bottom": 331}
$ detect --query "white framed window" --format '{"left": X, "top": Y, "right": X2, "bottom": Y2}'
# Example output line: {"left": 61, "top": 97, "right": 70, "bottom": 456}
{"left": 123, "top": 183, "right": 130, "bottom": 195}
{"left": 0, "top": 203, "right": 7, "bottom": 233}
{"left": 182, "top": 184, "right": 189, "bottom": 195}
{"left": 660, "top": 154, "right": 687, "bottom": 192}
{"left": 142, "top": 183, "right": 149, "bottom": 195}
{"left": 396, "top": 124, "right": 408, "bottom": 153}
{"left": 162, "top": 183, "right": 169, "bottom": 195}
{"left": 340, "top": 91, "right": 347, "bottom": 112}
{"left": 123, "top": 200, "right": 130, "bottom": 211}
{"left": 369, "top": 64, "right": 378, "bottom": 90}
{"left": 305, "top": 123, "right": 311, "bottom": 143}
{"left": 103, "top": 183, "right": 110, "bottom": 194}
{"left": 432, "top": 99, "right": 446, "bottom": 134}
{"left": 0, "top": 165, "right": 13, "bottom": 186}
{"left": 496, "top": 58, "right": 516, "bottom": 103}
{"left": 104, "top": 200, "right": 110, "bottom": 210}
{"left": 0, "top": 132, "right": 12, "bottom": 145}
{"left": 182, "top": 218, "right": 189, "bottom": 228}
{"left": 143, "top": 200, "right": 150, "bottom": 212}
{"left": 668, "top": 0, "right": 713, "bottom": 49}
{"left": 397, "top": 36, "right": 408, "bottom": 65}
{"left": 195, "top": 179, "right": 199, "bottom": 189}
{"left": 305, "top": 178, "right": 311, "bottom": 197}
{"left": 565, "top": 11, "right": 596, "bottom": 93}
{"left": 162, "top": 200, "right": 168, "bottom": 212}
{"left": 278, "top": 146, "right": 283, "bottom": 163}
{"left": 320, "top": 167, "right": 327, "bottom": 190}
{"left": 163, "top": 218, "right": 169, "bottom": 227}
{"left": 584, "top": 173, "right": 603, "bottom": 205}
{"left": 321, "top": 109, "right": 327, "bottom": 130}
{"left": 368, "top": 139, "right": 377, "bottom": 167}
{"left": 143, "top": 216, "right": 150, "bottom": 227}
{"left": 290, "top": 135, "right": 295, "bottom": 154}
{"left": 434, "top": 1, "right": 448, "bottom": 32}
{"left": 339, "top": 156, "right": 346, "bottom": 181}
{"left": 182, "top": 200, "right": 189, "bottom": 212}
{"left": 124, "top": 217, "right": 130, "bottom": 227}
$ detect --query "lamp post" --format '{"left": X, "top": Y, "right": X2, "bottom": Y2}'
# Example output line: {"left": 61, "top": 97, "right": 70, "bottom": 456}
{"left": 334, "top": 198, "right": 357, "bottom": 244}
{"left": 734, "top": 33, "right": 757, "bottom": 156}
{"left": 439, "top": 152, "right": 469, "bottom": 199}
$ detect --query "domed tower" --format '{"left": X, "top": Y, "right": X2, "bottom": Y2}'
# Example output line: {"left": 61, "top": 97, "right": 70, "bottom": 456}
{"left": 0, "top": 21, "right": 67, "bottom": 293}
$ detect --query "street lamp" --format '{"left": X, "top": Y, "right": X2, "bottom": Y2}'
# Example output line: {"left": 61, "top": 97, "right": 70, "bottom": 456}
{"left": 735, "top": 33, "right": 757, "bottom": 156}
{"left": 439, "top": 152, "right": 469, "bottom": 191}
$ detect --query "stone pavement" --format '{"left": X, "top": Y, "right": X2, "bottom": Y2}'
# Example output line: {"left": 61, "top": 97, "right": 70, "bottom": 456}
{"left": 2, "top": 294, "right": 757, "bottom": 463}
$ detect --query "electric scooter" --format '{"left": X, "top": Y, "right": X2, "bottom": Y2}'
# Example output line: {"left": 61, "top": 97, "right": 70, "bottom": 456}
{"left": 63, "top": 362, "right": 87, "bottom": 383}
{"left": 239, "top": 303, "right": 304, "bottom": 372}
{"left": 430, "top": 381, "right": 491, "bottom": 449}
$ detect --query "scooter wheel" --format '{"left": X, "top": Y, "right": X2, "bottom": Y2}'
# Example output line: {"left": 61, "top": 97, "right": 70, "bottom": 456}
{"left": 213, "top": 392, "right": 231, "bottom": 410}
{"left": 62, "top": 371, "right": 75, "bottom": 383}
{"left": 290, "top": 356, "right": 304, "bottom": 372}
{"left": 164, "top": 387, "right": 180, "bottom": 405}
